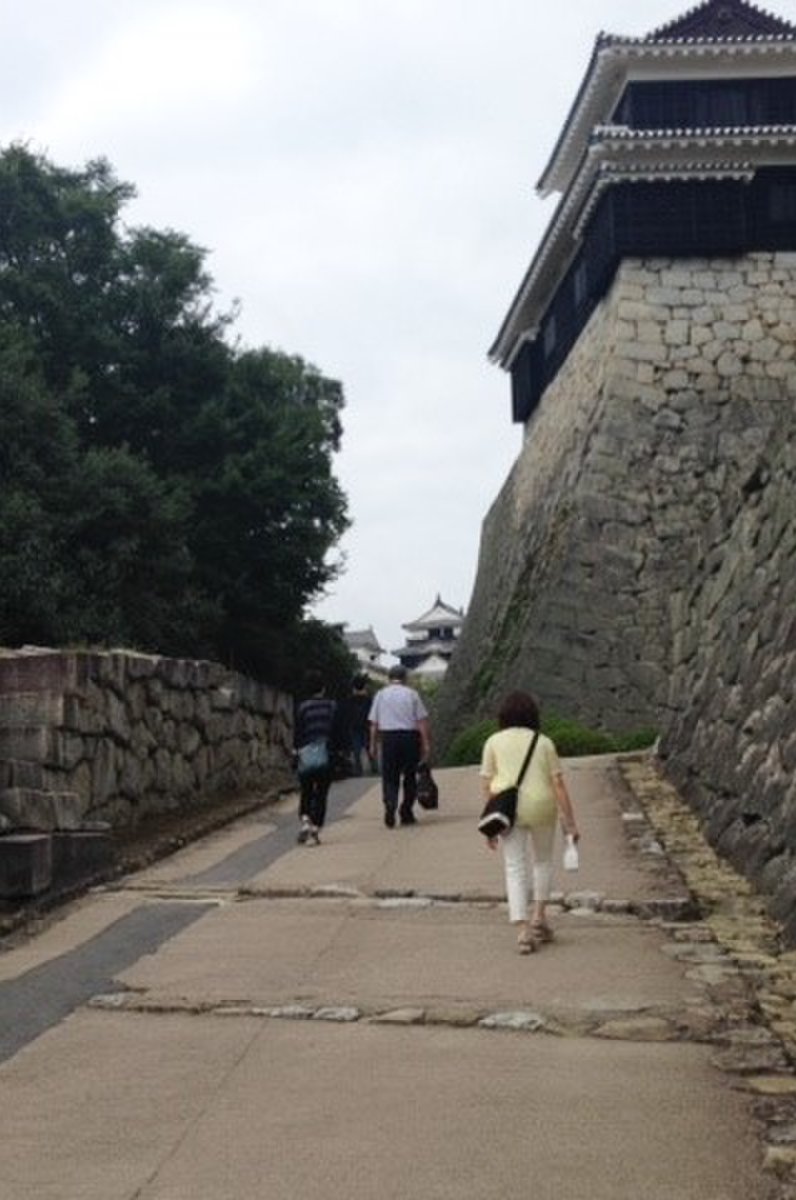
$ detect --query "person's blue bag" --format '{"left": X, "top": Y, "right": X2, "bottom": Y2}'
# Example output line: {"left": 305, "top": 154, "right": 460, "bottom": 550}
{"left": 297, "top": 739, "right": 329, "bottom": 775}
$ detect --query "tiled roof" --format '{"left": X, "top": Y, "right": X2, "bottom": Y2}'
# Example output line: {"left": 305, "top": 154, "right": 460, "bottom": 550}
{"left": 592, "top": 123, "right": 796, "bottom": 141}
{"left": 343, "top": 627, "right": 383, "bottom": 652}
{"left": 538, "top": 4, "right": 796, "bottom": 201}
{"left": 402, "top": 595, "right": 464, "bottom": 632}
{"left": 643, "top": 0, "right": 796, "bottom": 41}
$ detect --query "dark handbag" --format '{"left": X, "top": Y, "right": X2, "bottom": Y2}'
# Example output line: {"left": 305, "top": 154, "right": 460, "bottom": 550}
{"left": 416, "top": 762, "right": 439, "bottom": 810}
{"left": 477, "top": 732, "right": 539, "bottom": 839}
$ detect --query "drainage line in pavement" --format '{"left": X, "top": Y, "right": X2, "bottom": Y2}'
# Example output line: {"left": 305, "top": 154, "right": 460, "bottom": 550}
{"left": 175, "top": 776, "right": 372, "bottom": 890}
{"left": 0, "top": 778, "right": 375, "bottom": 1065}
{"left": 0, "top": 902, "right": 213, "bottom": 1065}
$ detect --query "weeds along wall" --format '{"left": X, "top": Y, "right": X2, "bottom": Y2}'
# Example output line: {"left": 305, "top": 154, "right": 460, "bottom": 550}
{"left": 435, "top": 250, "right": 796, "bottom": 934}
{"left": 0, "top": 648, "right": 294, "bottom": 833}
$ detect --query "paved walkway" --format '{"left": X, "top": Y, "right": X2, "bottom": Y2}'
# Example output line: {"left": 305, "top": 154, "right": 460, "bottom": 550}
{"left": 0, "top": 758, "right": 791, "bottom": 1199}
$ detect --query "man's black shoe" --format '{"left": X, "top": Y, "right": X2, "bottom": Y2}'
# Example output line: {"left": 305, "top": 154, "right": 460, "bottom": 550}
{"left": 400, "top": 811, "right": 417, "bottom": 826}
{"left": 384, "top": 811, "right": 396, "bottom": 828}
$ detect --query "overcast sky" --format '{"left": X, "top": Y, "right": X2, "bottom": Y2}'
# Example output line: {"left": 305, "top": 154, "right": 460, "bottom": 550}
{"left": 2, "top": 0, "right": 685, "bottom": 661}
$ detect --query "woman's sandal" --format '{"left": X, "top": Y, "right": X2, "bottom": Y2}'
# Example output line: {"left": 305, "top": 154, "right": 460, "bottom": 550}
{"left": 517, "top": 928, "right": 540, "bottom": 955}
{"left": 531, "top": 919, "right": 554, "bottom": 944}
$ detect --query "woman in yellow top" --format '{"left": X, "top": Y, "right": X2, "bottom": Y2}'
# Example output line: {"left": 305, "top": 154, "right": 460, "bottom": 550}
{"left": 480, "top": 691, "right": 579, "bottom": 954}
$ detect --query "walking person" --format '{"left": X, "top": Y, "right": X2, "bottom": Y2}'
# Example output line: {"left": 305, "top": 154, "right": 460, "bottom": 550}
{"left": 369, "top": 663, "right": 431, "bottom": 827}
{"left": 480, "top": 691, "right": 579, "bottom": 953}
{"left": 294, "top": 671, "right": 339, "bottom": 846}
{"left": 347, "top": 673, "right": 375, "bottom": 776}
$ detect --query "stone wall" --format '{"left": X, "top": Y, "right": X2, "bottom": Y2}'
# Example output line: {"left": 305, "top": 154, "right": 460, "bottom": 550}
{"left": 660, "top": 416, "right": 796, "bottom": 940}
{"left": 0, "top": 648, "right": 294, "bottom": 835}
{"left": 435, "top": 250, "right": 796, "bottom": 934}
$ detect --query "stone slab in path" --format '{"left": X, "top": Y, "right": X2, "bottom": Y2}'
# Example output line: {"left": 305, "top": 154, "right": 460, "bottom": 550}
{"left": 0, "top": 1009, "right": 766, "bottom": 1200}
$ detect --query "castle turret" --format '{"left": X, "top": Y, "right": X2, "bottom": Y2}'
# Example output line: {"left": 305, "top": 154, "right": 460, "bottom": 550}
{"left": 492, "top": 0, "right": 796, "bottom": 423}
{"left": 392, "top": 596, "right": 464, "bottom": 678}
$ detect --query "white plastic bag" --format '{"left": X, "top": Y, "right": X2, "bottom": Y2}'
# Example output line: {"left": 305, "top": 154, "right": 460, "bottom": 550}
{"left": 563, "top": 834, "right": 579, "bottom": 872}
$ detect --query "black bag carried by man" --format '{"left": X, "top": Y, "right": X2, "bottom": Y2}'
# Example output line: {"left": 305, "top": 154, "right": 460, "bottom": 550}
{"left": 416, "top": 761, "right": 439, "bottom": 810}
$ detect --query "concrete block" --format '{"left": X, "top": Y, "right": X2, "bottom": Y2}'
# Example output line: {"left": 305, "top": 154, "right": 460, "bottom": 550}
{"left": 0, "top": 760, "right": 44, "bottom": 790}
{"left": 52, "top": 830, "right": 113, "bottom": 885}
{"left": 0, "top": 788, "right": 84, "bottom": 831}
{"left": 49, "top": 731, "right": 86, "bottom": 771}
{"left": 0, "top": 833, "right": 53, "bottom": 898}
{"left": 0, "top": 652, "right": 85, "bottom": 694}
{"left": 0, "top": 724, "right": 54, "bottom": 761}
{"left": 125, "top": 653, "right": 161, "bottom": 680}
{"left": 0, "top": 691, "right": 65, "bottom": 727}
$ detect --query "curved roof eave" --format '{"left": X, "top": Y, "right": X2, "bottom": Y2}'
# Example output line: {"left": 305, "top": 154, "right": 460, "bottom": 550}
{"left": 537, "top": 35, "right": 796, "bottom": 199}
{"left": 492, "top": 129, "right": 792, "bottom": 368}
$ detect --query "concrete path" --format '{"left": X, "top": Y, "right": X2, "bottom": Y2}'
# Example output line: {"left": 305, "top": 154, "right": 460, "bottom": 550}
{"left": 0, "top": 759, "right": 785, "bottom": 1199}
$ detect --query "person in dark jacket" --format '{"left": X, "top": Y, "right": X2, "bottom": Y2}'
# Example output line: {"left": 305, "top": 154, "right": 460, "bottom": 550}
{"left": 294, "top": 672, "right": 339, "bottom": 846}
{"left": 348, "top": 673, "right": 376, "bottom": 776}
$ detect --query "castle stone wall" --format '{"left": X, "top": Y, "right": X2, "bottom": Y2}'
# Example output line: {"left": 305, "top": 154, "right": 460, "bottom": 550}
{"left": 436, "top": 250, "right": 796, "bottom": 934}
{"left": 660, "top": 416, "right": 796, "bottom": 939}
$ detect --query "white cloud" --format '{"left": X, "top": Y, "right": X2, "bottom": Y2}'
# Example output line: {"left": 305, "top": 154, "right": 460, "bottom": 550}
{"left": 31, "top": 5, "right": 257, "bottom": 149}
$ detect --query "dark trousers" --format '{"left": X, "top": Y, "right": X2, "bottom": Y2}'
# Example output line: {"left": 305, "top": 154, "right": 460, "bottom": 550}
{"left": 380, "top": 730, "right": 421, "bottom": 818}
{"left": 299, "top": 769, "right": 332, "bottom": 828}
{"left": 350, "top": 728, "right": 368, "bottom": 776}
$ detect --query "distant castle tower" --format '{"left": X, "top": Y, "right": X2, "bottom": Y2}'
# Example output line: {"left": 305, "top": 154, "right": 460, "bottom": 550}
{"left": 392, "top": 596, "right": 464, "bottom": 679}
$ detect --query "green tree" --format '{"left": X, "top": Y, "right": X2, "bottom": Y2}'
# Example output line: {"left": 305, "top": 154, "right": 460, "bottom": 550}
{"left": 0, "top": 325, "right": 74, "bottom": 643}
{"left": 58, "top": 447, "right": 214, "bottom": 653}
{"left": 0, "top": 144, "right": 349, "bottom": 684}
{"left": 189, "top": 349, "right": 348, "bottom": 676}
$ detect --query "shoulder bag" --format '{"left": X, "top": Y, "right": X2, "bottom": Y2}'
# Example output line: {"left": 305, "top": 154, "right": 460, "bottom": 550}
{"left": 477, "top": 731, "right": 539, "bottom": 840}
{"left": 297, "top": 739, "right": 330, "bottom": 775}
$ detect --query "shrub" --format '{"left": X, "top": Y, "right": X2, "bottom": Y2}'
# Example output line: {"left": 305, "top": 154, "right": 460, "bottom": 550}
{"left": 444, "top": 719, "right": 498, "bottom": 766}
{"left": 542, "top": 715, "right": 617, "bottom": 757}
{"left": 443, "top": 714, "right": 657, "bottom": 765}
{"left": 613, "top": 727, "right": 659, "bottom": 753}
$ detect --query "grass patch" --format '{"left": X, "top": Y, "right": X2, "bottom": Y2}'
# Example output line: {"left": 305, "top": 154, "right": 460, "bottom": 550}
{"left": 443, "top": 715, "right": 657, "bottom": 766}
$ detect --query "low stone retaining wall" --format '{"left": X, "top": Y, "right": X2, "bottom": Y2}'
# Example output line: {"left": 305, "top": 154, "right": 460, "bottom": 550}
{"left": 0, "top": 648, "right": 294, "bottom": 897}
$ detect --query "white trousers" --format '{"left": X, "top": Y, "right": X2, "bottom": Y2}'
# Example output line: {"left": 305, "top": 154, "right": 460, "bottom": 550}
{"left": 501, "top": 822, "right": 556, "bottom": 923}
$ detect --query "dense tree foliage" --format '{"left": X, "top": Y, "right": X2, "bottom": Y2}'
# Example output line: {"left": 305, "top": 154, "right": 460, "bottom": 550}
{"left": 0, "top": 144, "right": 353, "bottom": 688}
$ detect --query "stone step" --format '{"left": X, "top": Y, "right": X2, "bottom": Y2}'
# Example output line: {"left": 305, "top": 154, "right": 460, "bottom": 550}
{"left": 0, "top": 833, "right": 53, "bottom": 898}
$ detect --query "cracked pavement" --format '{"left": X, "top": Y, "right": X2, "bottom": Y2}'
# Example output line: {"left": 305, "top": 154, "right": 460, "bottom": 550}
{"left": 0, "top": 757, "right": 793, "bottom": 1199}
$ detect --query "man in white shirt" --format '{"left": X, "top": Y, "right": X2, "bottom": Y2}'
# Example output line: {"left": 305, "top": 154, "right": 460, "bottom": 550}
{"left": 369, "top": 664, "right": 431, "bottom": 828}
